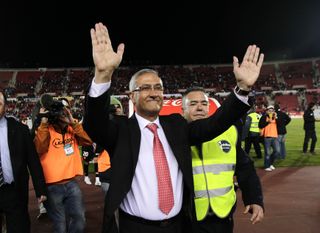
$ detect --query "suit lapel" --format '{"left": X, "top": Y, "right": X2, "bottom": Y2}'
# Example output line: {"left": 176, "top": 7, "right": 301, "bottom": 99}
{"left": 159, "top": 117, "right": 183, "bottom": 166}
{"left": 128, "top": 115, "right": 141, "bottom": 167}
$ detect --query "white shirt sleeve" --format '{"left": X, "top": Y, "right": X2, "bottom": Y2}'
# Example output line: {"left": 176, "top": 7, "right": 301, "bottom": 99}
{"left": 234, "top": 91, "right": 250, "bottom": 106}
{"left": 88, "top": 78, "right": 111, "bottom": 97}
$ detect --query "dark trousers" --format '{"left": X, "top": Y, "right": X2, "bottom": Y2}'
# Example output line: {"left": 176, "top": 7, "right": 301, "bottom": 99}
{"left": 118, "top": 209, "right": 182, "bottom": 233}
{"left": 192, "top": 214, "right": 234, "bottom": 233}
{"left": 303, "top": 130, "right": 317, "bottom": 153}
{"left": 0, "top": 183, "right": 30, "bottom": 233}
{"left": 245, "top": 136, "right": 262, "bottom": 158}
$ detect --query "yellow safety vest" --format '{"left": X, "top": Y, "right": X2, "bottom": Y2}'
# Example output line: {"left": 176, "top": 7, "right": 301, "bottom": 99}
{"left": 248, "top": 112, "right": 261, "bottom": 133}
{"left": 191, "top": 126, "right": 237, "bottom": 220}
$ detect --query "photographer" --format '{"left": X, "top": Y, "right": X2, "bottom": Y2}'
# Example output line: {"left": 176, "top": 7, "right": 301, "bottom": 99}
{"left": 34, "top": 97, "right": 92, "bottom": 233}
{"left": 259, "top": 105, "right": 280, "bottom": 171}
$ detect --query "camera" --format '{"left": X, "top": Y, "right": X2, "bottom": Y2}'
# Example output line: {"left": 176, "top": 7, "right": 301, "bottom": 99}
{"left": 37, "top": 94, "right": 68, "bottom": 124}
{"left": 38, "top": 99, "right": 65, "bottom": 123}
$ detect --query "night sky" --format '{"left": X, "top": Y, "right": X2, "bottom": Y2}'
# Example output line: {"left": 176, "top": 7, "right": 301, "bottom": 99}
{"left": 1, "top": 1, "right": 320, "bottom": 68}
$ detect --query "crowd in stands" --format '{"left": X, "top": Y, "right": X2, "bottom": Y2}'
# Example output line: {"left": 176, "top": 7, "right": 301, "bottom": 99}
{"left": 1, "top": 57, "right": 320, "bottom": 121}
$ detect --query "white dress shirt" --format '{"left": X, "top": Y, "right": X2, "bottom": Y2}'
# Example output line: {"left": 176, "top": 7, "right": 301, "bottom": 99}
{"left": 0, "top": 117, "right": 14, "bottom": 184}
{"left": 119, "top": 113, "right": 183, "bottom": 220}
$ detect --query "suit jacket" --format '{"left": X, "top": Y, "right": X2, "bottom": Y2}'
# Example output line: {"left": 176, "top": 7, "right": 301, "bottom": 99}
{"left": 5, "top": 117, "right": 47, "bottom": 204}
{"left": 234, "top": 120, "right": 264, "bottom": 210}
{"left": 84, "top": 90, "right": 250, "bottom": 233}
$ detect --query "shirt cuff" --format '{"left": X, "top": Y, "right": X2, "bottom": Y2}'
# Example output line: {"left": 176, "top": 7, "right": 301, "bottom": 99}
{"left": 234, "top": 91, "right": 250, "bottom": 106}
{"left": 88, "top": 78, "right": 111, "bottom": 97}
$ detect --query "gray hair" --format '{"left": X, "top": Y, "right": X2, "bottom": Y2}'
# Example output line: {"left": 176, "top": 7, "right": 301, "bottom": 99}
{"left": 129, "top": 69, "right": 163, "bottom": 92}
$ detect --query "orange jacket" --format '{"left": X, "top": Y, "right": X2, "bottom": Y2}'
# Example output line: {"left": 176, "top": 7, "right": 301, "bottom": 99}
{"left": 97, "top": 150, "right": 111, "bottom": 173}
{"left": 34, "top": 122, "right": 92, "bottom": 183}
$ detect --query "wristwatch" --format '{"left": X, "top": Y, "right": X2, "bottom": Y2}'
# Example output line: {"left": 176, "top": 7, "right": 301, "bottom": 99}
{"left": 234, "top": 85, "right": 251, "bottom": 96}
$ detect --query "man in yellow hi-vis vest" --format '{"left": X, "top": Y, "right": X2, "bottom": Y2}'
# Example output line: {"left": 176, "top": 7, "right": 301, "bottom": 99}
{"left": 182, "top": 87, "right": 264, "bottom": 233}
{"left": 243, "top": 107, "right": 262, "bottom": 158}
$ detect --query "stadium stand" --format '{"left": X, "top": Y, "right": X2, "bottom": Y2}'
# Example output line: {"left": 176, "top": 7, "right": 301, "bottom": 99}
{"left": 2, "top": 57, "right": 320, "bottom": 121}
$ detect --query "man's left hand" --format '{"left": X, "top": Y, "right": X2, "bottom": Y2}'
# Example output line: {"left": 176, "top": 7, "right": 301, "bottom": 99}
{"left": 244, "top": 204, "right": 264, "bottom": 224}
{"left": 233, "top": 45, "right": 264, "bottom": 91}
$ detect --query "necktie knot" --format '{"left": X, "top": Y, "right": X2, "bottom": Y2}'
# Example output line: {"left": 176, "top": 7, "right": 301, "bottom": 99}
{"left": 146, "top": 123, "right": 158, "bottom": 134}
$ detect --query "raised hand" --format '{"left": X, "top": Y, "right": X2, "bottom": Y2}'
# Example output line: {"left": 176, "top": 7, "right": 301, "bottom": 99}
{"left": 233, "top": 45, "right": 264, "bottom": 91}
{"left": 91, "top": 22, "right": 125, "bottom": 83}
{"left": 39, "top": 107, "right": 49, "bottom": 123}
{"left": 58, "top": 107, "right": 75, "bottom": 126}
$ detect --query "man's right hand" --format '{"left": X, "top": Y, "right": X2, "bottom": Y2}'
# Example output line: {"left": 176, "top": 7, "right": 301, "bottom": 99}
{"left": 91, "top": 22, "right": 125, "bottom": 83}
{"left": 39, "top": 107, "right": 48, "bottom": 124}
{"left": 233, "top": 45, "right": 264, "bottom": 91}
{"left": 38, "top": 195, "right": 47, "bottom": 203}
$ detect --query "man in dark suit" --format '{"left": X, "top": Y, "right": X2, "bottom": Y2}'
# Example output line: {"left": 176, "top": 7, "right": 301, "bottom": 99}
{"left": 84, "top": 22, "right": 264, "bottom": 233}
{"left": 0, "top": 90, "right": 47, "bottom": 233}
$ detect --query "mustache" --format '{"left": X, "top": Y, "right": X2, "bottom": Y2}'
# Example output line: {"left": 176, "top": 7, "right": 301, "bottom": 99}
{"left": 146, "top": 96, "right": 162, "bottom": 101}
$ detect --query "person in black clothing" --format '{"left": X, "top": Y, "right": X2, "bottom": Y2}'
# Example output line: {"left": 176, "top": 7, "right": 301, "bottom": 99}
{"left": 98, "top": 97, "right": 123, "bottom": 195}
{"left": 303, "top": 102, "right": 317, "bottom": 155}
{"left": 82, "top": 143, "right": 101, "bottom": 186}
{"left": 274, "top": 104, "right": 291, "bottom": 159}
{"left": 0, "top": 90, "right": 47, "bottom": 233}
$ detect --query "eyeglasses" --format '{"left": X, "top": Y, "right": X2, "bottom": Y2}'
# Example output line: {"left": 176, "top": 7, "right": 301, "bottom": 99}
{"left": 132, "top": 84, "right": 164, "bottom": 93}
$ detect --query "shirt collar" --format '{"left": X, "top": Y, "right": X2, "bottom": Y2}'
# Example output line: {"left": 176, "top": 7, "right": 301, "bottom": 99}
{"left": 0, "top": 116, "right": 7, "bottom": 128}
{"left": 134, "top": 112, "right": 160, "bottom": 130}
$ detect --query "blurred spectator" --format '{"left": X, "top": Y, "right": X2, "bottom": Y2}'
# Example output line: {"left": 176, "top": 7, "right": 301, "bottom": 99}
{"left": 302, "top": 102, "right": 317, "bottom": 155}
{"left": 274, "top": 104, "right": 291, "bottom": 159}
{"left": 259, "top": 105, "right": 280, "bottom": 171}
{"left": 82, "top": 143, "right": 101, "bottom": 186}
{"left": 243, "top": 106, "right": 262, "bottom": 159}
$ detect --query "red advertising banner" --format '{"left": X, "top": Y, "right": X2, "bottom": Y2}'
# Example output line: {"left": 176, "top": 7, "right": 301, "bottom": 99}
{"left": 159, "top": 98, "right": 221, "bottom": 115}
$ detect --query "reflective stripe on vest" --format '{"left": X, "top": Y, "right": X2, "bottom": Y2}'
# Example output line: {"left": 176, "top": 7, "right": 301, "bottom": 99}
{"left": 194, "top": 186, "right": 233, "bottom": 198}
{"left": 191, "top": 125, "right": 237, "bottom": 221}
{"left": 248, "top": 112, "right": 260, "bottom": 133}
{"left": 193, "top": 164, "right": 235, "bottom": 175}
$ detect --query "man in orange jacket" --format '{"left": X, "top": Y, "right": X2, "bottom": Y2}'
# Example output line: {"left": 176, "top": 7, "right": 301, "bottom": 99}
{"left": 34, "top": 97, "right": 92, "bottom": 233}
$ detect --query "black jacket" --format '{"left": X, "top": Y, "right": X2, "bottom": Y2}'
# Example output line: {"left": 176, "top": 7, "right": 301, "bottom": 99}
{"left": 275, "top": 110, "right": 291, "bottom": 135}
{"left": 234, "top": 120, "right": 264, "bottom": 209}
{"left": 5, "top": 117, "right": 47, "bottom": 204}
{"left": 84, "top": 89, "right": 250, "bottom": 233}
{"left": 303, "top": 108, "right": 315, "bottom": 131}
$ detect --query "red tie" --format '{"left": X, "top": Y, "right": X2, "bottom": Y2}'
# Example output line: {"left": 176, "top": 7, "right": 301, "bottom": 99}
{"left": 147, "top": 123, "right": 174, "bottom": 215}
